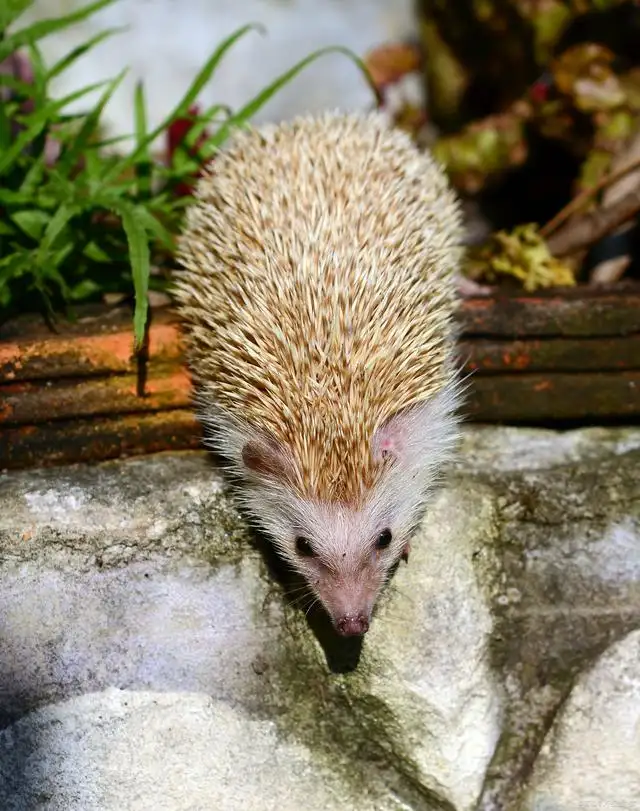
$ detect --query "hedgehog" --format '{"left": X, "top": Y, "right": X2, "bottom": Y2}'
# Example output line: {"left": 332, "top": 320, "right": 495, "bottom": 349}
{"left": 173, "top": 110, "right": 465, "bottom": 637}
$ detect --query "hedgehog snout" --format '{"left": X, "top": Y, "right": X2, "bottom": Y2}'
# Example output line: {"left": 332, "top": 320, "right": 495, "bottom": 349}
{"left": 336, "top": 613, "right": 370, "bottom": 637}
{"left": 314, "top": 571, "right": 378, "bottom": 637}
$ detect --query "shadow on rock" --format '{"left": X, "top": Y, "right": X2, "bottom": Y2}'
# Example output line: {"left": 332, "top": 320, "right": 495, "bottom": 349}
{"left": 0, "top": 648, "right": 46, "bottom": 808}
{"left": 247, "top": 525, "right": 366, "bottom": 673}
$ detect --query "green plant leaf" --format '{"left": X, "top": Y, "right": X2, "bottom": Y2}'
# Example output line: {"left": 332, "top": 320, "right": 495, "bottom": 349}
{"left": 0, "top": 252, "right": 33, "bottom": 293}
{"left": 0, "top": 220, "right": 18, "bottom": 236}
{"left": 116, "top": 203, "right": 150, "bottom": 348}
{"left": 37, "top": 246, "right": 74, "bottom": 297}
{"left": 0, "top": 0, "right": 34, "bottom": 32}
{"left": 11, "top": 209, "right": 50, "bottom": 240}
{"left": 42, "top": 169, "right": 77, "bottom": 203}
{"left": 132, "top": 80, "right": 153, "bottom": 199}
{"left": 25, "top": 42, "right": 48, "bottom": 100}
{"left": 0, "top": 74, "right": 37, "bottom": 98}
{"left": 80, "top": 143, "right": 122, "bottom": 181}
{"left": 92, "top": 133, "right": 135, "bottom": 150}
{"left": 47, "top": 26, "right": 126, "bottom": 80}
{"left": 0, "top": 93, "right": 10, "bottom": 150}
{"left": 162, "top": 196, "right": 194, "bottom": 214}
{"left": 0, "top": 0, "right": 119, "bottom": 62}
{"left": 37, "top": 203, "right": 80, "bottom": 261}
{"left": 211, "top": 45, "right": 378, "bottom": 149}
{"left": 105, "top": 23, "right": 265, "bottom": 181}
{"left": 83, "top": 240, "right": 112, "bottom": 262}
{"left": 56, "top": 68, "right": 127, "bottom": 174}
{"left": 0, "top": 78, "right": 112, "bottom": 175}
{"left": 166, "top": 24, "right": 265, "bottom": 121}
{"left": 69, "top": 278, "right": 101, "bottom": 300}
{"left": 133, "top": 80, "right": 149, "bottom": 156}
{"left": 17, "top": 150, "right": 48, "bottom": 195}
{"left": 0, "top": 187, "right": 32, "bottom": 205}
{"left": 167, "top": 146, "right": 199, "bottom": 176}
{"left": 129, "top": 205, "right": 175, "bottom": 250}
{"left": 169, "top": 104, "right": 233, "bottom": 160}
{"left": 180, "top": 103, "right": 231, "bottom": 150}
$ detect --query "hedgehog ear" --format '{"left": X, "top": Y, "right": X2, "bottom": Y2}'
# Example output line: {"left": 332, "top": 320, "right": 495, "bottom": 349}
{"left": 241, "top": 436, "right": 292, "bottom": 482}
{"left": 372, "top": 385, "right": 461, "bottom": 468}
{"left": 372, "top": 410, "right": 411, "bottom": 465}
{"left": 200, "top": 404, "right": 293, "bottom": 484}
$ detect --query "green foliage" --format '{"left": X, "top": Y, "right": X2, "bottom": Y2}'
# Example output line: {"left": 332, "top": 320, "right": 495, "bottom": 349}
{"left": 0, "top": 0, "right": 377, "bottom": 347}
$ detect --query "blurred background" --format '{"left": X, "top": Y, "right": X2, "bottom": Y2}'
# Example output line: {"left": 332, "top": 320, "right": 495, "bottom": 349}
{"left": 15, "top": 0, "right": 418, "bottom": 140}
{"left": 2, "top": 1, "right": 639, "bottom": 438}
{"left": 12, "top": 0, "right": 640, "bottom": 289}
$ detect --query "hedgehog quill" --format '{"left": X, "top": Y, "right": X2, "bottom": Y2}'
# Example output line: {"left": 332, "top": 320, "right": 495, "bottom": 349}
{"left": 174, "top": 111, "right": 465, "bottom": 637}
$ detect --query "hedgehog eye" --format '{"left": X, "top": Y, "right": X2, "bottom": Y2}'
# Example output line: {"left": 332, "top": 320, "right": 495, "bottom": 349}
{"left": 376, "top": 529, "right": 393, "bottom": 550}
{"left": 295, "top": 536, "right": 315, "bottom": 557}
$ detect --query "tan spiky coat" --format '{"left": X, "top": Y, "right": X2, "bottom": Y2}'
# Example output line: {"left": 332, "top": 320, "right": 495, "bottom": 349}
{"left": 174, "top": 111, "right": 463, "bottom": 506}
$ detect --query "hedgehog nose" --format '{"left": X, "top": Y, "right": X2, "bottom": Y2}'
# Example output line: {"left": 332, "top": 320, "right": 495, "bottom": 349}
{"left": 336, "top": 614, "right": 369, "bottom": 636}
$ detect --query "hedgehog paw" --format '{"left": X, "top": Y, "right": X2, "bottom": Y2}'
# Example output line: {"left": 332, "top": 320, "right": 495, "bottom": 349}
{"left": 401, "top": 542, "right": 410, "bottom": 564}
{"left": 456, "top": 274, "right": 493, "bottom": 297}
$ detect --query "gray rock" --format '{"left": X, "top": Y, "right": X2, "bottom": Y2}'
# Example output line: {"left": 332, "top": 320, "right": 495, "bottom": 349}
{"left": 521, "top": 629, "right": 640, "bottom": 811}
{"left": 0, "top": 452, "right": 240, "bottom": 568}
{"left": 360, "top": 485, "right": 504, "bottom": 811}
{"left": 470, "top": 427, "right": 640, "bottom": 811}
{"left": 0, "top": 557, "right": 284, "bottom": 722}
{"left": 0, "top": 688, "right": 403, "bottom": 811}
{"left": 1, "top": 427, "right": 639, "bottom": 811}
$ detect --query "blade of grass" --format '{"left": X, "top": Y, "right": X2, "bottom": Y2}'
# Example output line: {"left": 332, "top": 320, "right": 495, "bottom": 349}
{"left": 116, "top": 202, "right": 150, "bottom": 348}
{"left": 180, "top": 103, "right": 232, "bottom": 150}
{"left": 0, "top": 95, "right": 10, "bottom": 150}
{"left": 92, "top": 133, "right": 135, "bottom": 151}
{"left": 104, "top": 23, "right": 265, "bottom": 181}
{"left": 0, "top": 0, "right": 119, "bottom": 62}
{"left": 81, "top": 143, "right": 124, "bottom": 180}
{"left": 0, "top": 74, "right": 38, "bottom": 97}
{"left": 18, "top": 153, "right": 48, "bottom": 195}
{"left": 0, "top": 0, "right": 34, "bottom": 32}
{"left": 22, "top": 44, "right": 52, "bottom": 158}
{"left": 36, "top": 202, "right": 80, "bottom": 263}
{"left": 56, "top": 67, "right": 127, "bottom": 174}
{"left": 41, "top": 169, "right": 77, "bottom": 203}
{"left": 133, "top": 80, "right": 152, "bottom": 199}
{"left": 0, "top": 78, "right": 113, "bottom": 175}
{"left": 210, "top": 45, "right": 378, "bottom": 149}
{"left": 25, "top": 42, "right": 48, "bottom": 99}
{"left": 128, "top": 204, "right": 175, "bottom": 250}
{"left": 35, "top": 245, "right": 74, "bottom": 297}
{"left": 133, "top": 80, "right": 149, "bottom": 158}
{"left": 158, "top": 103, "right": 231, "bottom": 180}
{"left": 48, "top": 27, "right": 126, "bottom": 80}
{"left": 165, "top": 148, "right": 201, "bottom": 177}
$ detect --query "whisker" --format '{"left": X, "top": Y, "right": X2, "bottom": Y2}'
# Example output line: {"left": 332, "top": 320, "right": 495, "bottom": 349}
{"left": 284, "top": 582, "right": 315, "bottom": 595}
{"left": 304, "top": 596, "right": 321, "bottom": 618}
{"left": 287, "top": 589, "right": 318, "bottom": 610}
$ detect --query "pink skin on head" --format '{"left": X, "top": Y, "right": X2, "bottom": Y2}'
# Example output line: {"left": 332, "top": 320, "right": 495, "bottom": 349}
{"left": 207, "top": 384, "right": 460, "bottom": 636}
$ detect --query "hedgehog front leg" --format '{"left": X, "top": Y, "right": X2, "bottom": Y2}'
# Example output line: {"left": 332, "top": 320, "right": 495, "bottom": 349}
{"left": 455, "top": 273, "right": 492, "bottom": 297}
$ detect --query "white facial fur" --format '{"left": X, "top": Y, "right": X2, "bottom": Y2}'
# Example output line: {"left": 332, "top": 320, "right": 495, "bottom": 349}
{"left": 199, "top": 381, "right": 461, "bottom": 635}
